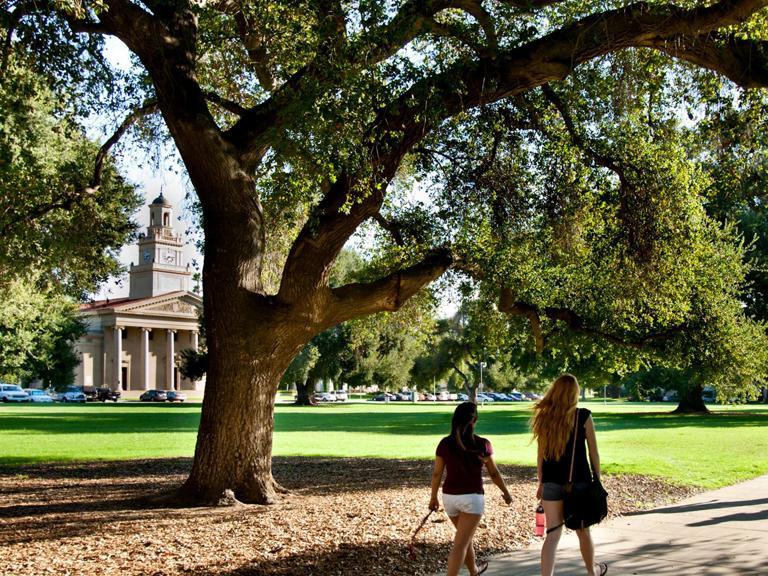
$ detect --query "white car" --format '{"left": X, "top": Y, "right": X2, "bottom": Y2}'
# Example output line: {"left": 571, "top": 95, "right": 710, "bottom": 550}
{"left": 0, "top": 384, "right": 29, "bottom": 402}
{"left": 23, "top": 389, "right": 54, "bottom": 403}
{"left": 330, "top": 390, "right": 348, "bottom": 402}
{"left": 57, "top": 387, "right": 86, "bottom": 403}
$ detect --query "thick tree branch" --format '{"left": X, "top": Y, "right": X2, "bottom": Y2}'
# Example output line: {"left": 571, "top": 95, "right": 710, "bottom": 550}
{"left": 498, "top": 287, "right": 688, "bottom": 352}
{"left": 325, "top": 247, "right": 454, "bottom": 325}
{"left": 372, "top": 212, "right": 405, "bottom": 246}
{"left": 456, "top": 0, "right": 498, "bottom": 49}
{"left": 641, "top": 32, "right": 768, "bottom": 88}
{"left": 498, "top": 287, "right": 545, "bottom": 352}
{"left": 203, "top": 91, "right": 248, "bottom": 116}
{"left": 231, "top": 10, "right": 275, "bottom": 91}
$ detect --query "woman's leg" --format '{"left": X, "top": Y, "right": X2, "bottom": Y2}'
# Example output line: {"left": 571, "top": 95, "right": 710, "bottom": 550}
{"left": 575, "top": 528, "right": 597, "bottom": 575}
{"left": 447, "top": 512, "right": 483, "bottom": 576}
{"left": 541, "top": 499, "right": 564, "bottom": 576}
{"left": 449, "top": 515, "right": 479, "bottom": 574}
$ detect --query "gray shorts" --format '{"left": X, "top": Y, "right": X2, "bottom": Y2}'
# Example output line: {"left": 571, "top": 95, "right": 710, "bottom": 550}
{"left": 542, "top": 482, "right": 591, "bottom": 501}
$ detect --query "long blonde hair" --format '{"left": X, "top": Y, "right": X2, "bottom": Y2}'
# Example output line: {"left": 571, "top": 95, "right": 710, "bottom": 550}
{"left": 531, "top": 374, "right": 580, "bottom": 460}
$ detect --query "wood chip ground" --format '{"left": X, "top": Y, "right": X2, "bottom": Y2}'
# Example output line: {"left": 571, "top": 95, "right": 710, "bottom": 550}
{"left": 0, "top": 458, "right": 695, "bottom": 576}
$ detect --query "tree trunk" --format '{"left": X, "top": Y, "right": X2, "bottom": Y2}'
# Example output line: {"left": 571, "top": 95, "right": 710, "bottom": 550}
{"left": 294, "top": 376, "right": 316, "bottom": 406}
{"left": 179, "top": 304, "right": 299, "bottom": 504}
{"left": 179, "top": 200, "right": 308, "bottom": 505}
{"left": 673, "top": 383, "right": 709, "bottom": 414}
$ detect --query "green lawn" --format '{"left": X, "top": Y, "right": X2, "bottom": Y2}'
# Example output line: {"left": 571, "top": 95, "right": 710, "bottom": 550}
{"left": 1, "top": 401, "right": 766, "bottom": 488}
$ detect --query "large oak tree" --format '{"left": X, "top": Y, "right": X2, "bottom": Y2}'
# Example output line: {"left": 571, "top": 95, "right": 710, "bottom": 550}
{"left": 8, "top": 0, "right": 768, "bottom": 504}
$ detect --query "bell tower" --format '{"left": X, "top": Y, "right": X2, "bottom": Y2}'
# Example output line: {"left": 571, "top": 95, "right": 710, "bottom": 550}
{"left": 129, "top": 194, "right": 192, "bottom": 299}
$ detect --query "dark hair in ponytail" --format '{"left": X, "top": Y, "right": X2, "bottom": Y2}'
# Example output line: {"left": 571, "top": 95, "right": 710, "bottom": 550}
{"left": 450, "top": 402, "right": 484, "bottom": 460}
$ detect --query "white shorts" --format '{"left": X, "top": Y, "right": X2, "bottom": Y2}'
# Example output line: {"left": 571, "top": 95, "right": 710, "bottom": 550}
{"left": 442, "top": 493, "right": 485, "bottom": 517}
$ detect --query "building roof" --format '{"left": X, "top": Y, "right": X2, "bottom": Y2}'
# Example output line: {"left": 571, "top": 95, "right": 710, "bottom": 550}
{"left": 80, "top": 291, "right": 201, "bottom": 312}
{"left": 150, "top": 192, "right": 170, "bottom": 206}
{"left": 80, "top": 297, "right": 137, "bottom": 311}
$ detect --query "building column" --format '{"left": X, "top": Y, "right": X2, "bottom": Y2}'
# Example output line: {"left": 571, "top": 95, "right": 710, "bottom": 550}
{"left": 114, "top": 326, "right": 123, "bottom": 390}
{"left": 141, "top": 328, "right": 151, "bottom": 390}
{"left": 166, "top": 329, "right": 176, "bottom": 390}
{"left": 191, "top": 330, "right": 199, "bottom": 353}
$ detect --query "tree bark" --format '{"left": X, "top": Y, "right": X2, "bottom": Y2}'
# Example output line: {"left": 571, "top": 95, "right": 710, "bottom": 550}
{"left": 294, "top": 376, "right": 316, "bottom": 406}
{"left": 673, "top": 383, "right": 710, "bottom": 414}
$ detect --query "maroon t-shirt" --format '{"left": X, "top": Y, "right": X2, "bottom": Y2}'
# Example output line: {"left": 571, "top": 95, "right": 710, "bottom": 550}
{"left": 436, "top": 435, "right": 493, "bottom": 495}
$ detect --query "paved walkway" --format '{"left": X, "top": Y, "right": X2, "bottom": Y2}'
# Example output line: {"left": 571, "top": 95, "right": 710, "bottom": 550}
{"left": 437, "top": 474, "right": 768, "bottom": 575}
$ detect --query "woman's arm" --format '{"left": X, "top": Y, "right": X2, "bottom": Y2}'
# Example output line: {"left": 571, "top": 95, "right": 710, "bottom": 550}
{"left": 484, "top": 456, "right": 513, "bottom": 504}
{"left": 536, "top": 443, "right": 544, "bottom": 500}
{"left": 584, "top": 415, "right": 601, "bottom": 479}
{"left": 429, "top": 456, "right": 445, "bottom": 510}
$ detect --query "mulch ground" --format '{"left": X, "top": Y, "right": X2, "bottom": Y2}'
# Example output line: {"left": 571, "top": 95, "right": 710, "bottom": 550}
{"left": 0, "top": 457, "right": 696, "bottom": 576}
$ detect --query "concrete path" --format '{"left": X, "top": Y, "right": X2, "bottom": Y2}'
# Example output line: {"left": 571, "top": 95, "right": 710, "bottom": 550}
{"left": 438, "top": 474, "right": 768, "bottom": 575}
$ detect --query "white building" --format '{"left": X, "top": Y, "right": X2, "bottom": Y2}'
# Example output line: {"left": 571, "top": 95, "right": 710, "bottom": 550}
{"left": 74, "top": 194, "right": 204, "bottom": 395}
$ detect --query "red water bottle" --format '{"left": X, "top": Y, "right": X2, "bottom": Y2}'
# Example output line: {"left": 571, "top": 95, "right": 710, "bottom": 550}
{"left": 535, "top": 503, "right": 546, "bottom": 537}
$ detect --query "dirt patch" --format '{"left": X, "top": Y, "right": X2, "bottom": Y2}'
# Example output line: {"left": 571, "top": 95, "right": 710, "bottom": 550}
{"left": 0, "top": 458, "right": 695, "bottom": 576}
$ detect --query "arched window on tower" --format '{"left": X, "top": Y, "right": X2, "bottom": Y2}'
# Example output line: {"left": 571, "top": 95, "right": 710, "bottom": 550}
{"left": 163, "top": 213, "right": 170, "bottom": 226}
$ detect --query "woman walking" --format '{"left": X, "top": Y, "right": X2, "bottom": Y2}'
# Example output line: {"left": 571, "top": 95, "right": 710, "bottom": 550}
{"left": 531, "top": 374, "right": 607, "bottom": 576}
{"left": 430, "top": 401, "right": 513, "bottom": 576}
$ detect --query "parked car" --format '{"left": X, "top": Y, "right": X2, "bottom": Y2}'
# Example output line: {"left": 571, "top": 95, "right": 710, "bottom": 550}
{"left": 476, "top": 393, "right": 495, "bottom": 402}
{"left": 23, "top": 388, "right": 53, "bottom": 403}
{"left": 488, "top": 392, "right": 508, "bottom": 402}
{"left": 0, "top": 384, "right": 29, "bottom": 402}
{"left": 165, "top": 390, "right": 187, "bottom": 402}
{"left": 313, "top": 392, "right": 334, "bottom": 402}
{"left": 139, "top": 389, "right": 168, "bottom": 402}
{"left": 57, "top": 386, "right": 86, "bottom": 403}
{"left": 456, "top": 393, "right": 469, "bottom": 402}
{"left": 424, "top": 393, "right": 436, "bottom": 401}
{"left": 330, "top": 390, "right": 348, "bottom": 402}
{"left": 371, "top": 392, "right": 396, "bottom": 402}
{"left": 523, "top": 392, "right": 542, "bottom": 400}
{"left": 84, "top": 387, "right": 121, "bottom": 402}
{"left": 662, "top": 390, "right": 678, "bottom": 402}
{"left": 508, "top": 392, "right": 526, "bottom": 402}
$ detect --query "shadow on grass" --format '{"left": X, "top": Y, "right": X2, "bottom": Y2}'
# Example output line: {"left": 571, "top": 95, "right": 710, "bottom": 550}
{"left": 0, "top": 404, "right": 765, "bottom": 449}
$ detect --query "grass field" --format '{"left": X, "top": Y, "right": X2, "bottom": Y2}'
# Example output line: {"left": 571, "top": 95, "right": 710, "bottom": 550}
{"left": 1, "top": 401, "right": 766, "bottom": 488}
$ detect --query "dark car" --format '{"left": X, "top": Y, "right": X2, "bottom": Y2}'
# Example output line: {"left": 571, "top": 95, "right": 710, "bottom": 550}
{"left": 164, "top": 391, "right": 187, "bottom": 402}
{"left": 84, "top": 387, "right": 121, "bottom": 402}
{"left": 139, "top": 389, "right": 168, "bottom": 402}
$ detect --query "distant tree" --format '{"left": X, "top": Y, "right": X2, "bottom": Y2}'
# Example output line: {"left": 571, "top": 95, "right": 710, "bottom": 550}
{"left": 281, "top": 343, "right": 320, "bottom": 404}
{"left": 0, "top": 51, "right": 140, "bottom": 298}
{"left": 0, "top": 276, "right": 84, "bottom": 387}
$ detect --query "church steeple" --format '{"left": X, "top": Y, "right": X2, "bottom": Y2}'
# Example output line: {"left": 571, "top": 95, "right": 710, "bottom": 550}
{"left": 129, "top": 195, "right": 191, "bottom": 299}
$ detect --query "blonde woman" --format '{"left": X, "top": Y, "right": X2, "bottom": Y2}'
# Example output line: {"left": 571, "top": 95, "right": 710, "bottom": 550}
{"left": 531, "top": 374, "right": 607, "bottom": 576}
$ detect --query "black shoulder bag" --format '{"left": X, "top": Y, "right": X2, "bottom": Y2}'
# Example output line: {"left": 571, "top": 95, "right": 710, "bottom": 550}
{"left": 562, "top": 409, "right": 609, "bottom": 531}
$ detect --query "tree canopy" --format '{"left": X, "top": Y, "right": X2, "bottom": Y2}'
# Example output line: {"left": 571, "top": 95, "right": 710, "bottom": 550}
{"left": 7, "top": 0, "right": 768, "bottom": 503}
